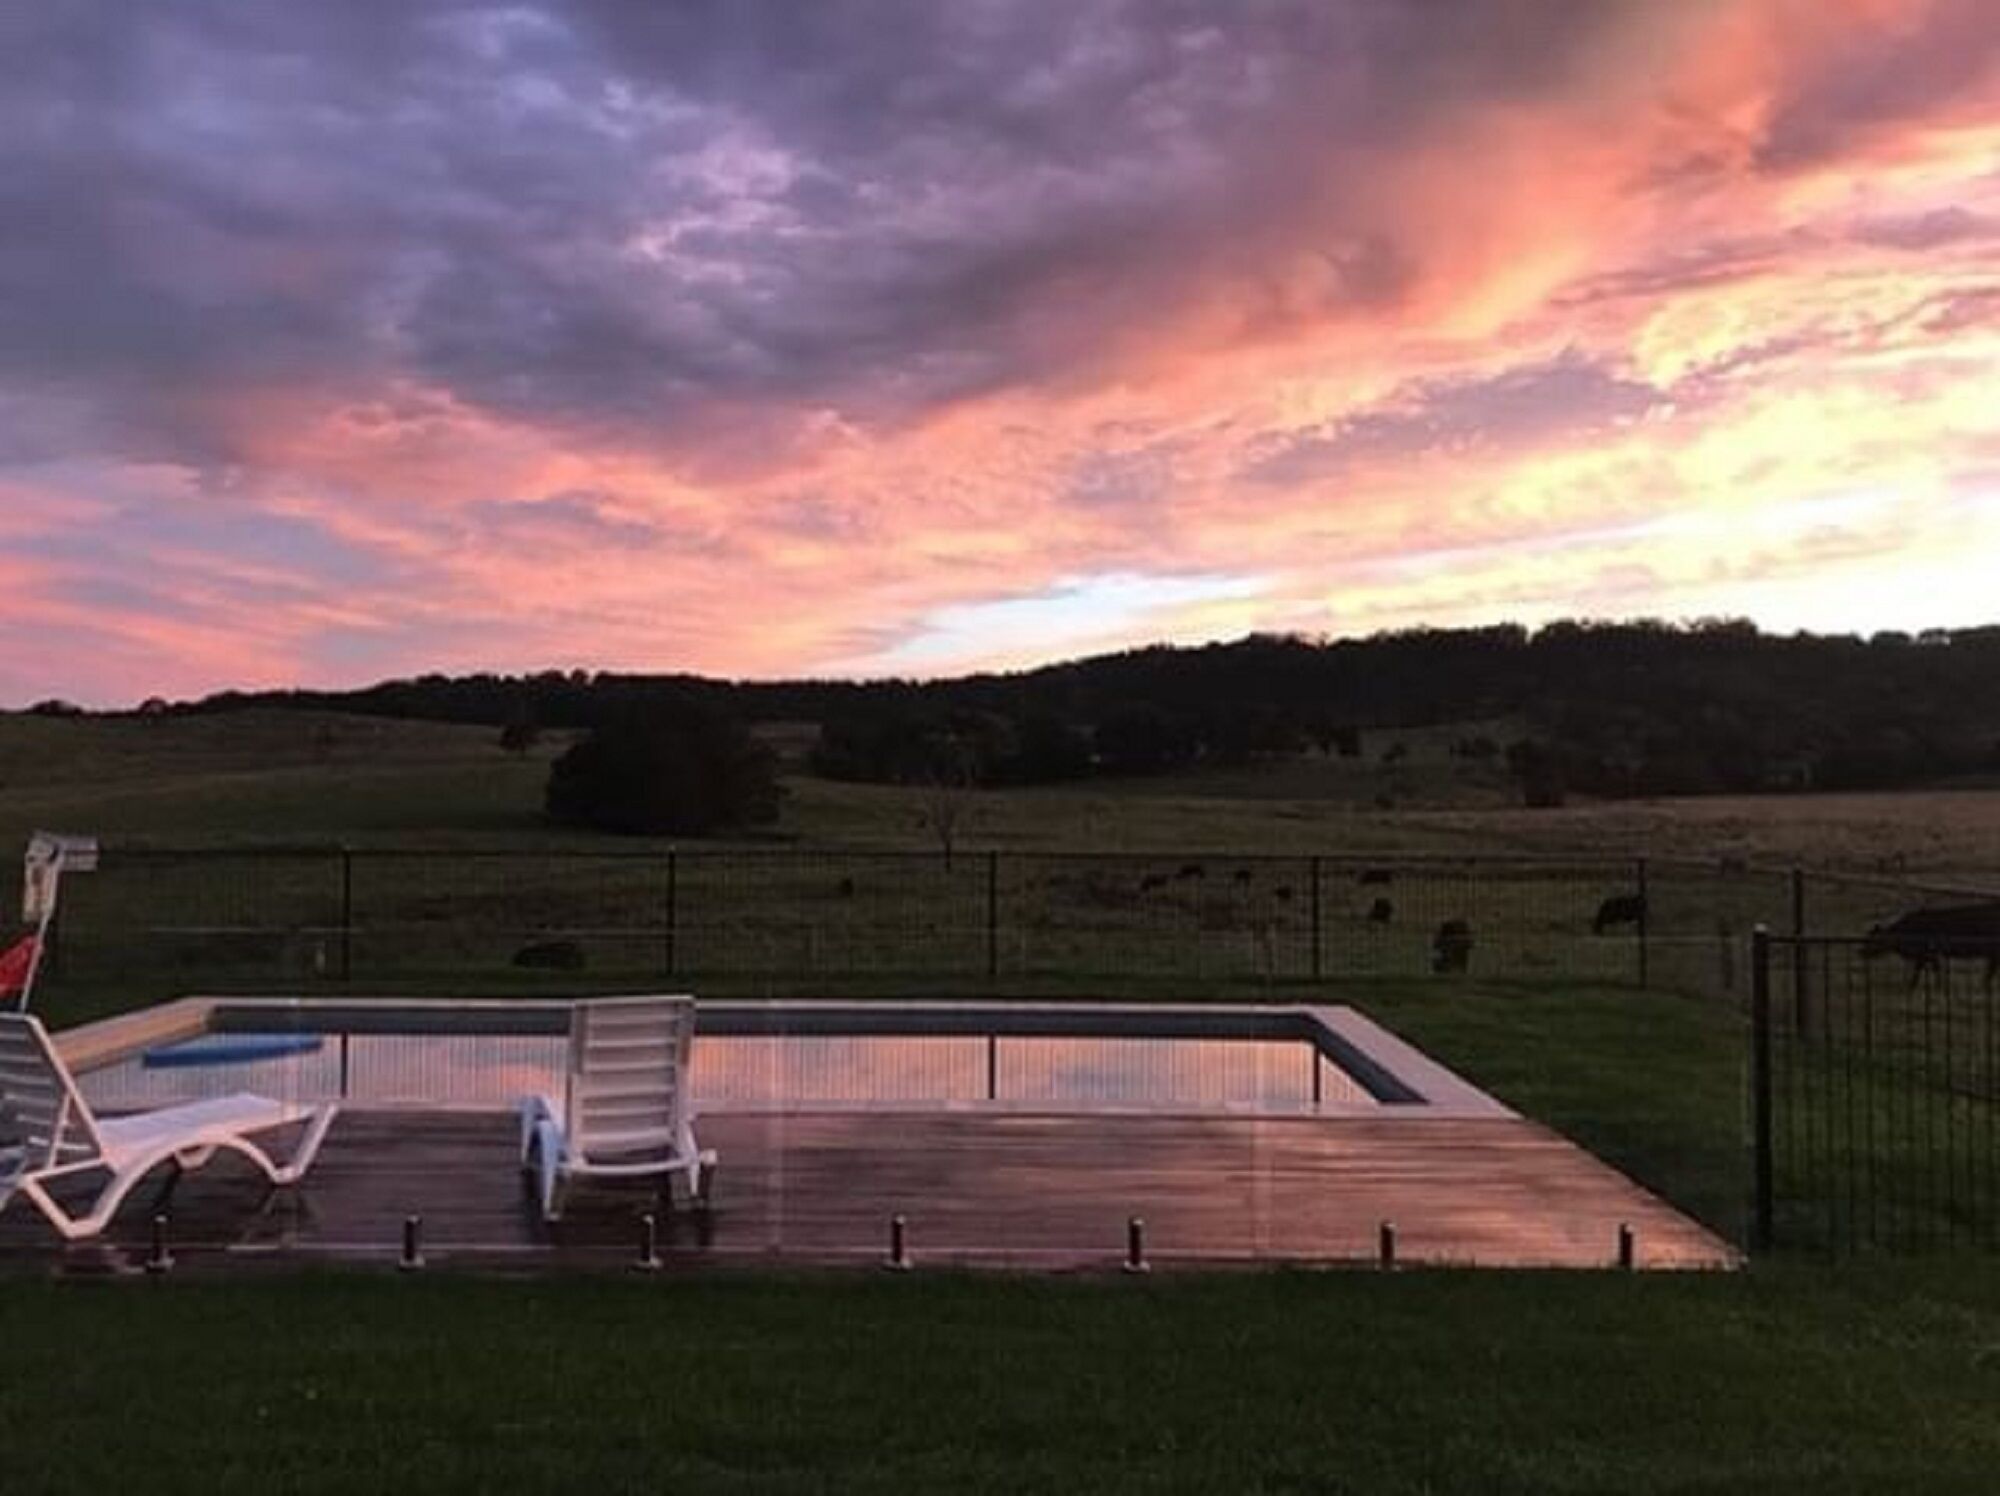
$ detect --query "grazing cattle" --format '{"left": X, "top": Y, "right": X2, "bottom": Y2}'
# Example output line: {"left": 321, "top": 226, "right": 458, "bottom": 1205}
{"left": 1862, "top": 904, "right": 2000, "bottom": 987}
{"left": 1592, "top": 893, "right": 1646, "bottom": 935}
{"left": 1359, "top": 868, "right": 1394, "bottom": 886}
{"left": 1233, "top": 868, "right": 1254, "bottom": 885}
{"left": 836, "top": 876, "right": 856, "bottom": 899}
{"left": 1139, "top": 873, "right": 1170, "bottom": 892}
{"left": 512, "top": 939, "right": 586, "bottom": 971}
{"left": 1367, "top": 898, "right": 1394, "bottom": 924}
{"left": 1432, "top": 919, "right": 1473, "bottom": 973}
{"left": 1175, "top": 863, "right": 1205, "bottom": 881}
{"left": 1273, "top": 886, "right": 1294, "bottom": 903}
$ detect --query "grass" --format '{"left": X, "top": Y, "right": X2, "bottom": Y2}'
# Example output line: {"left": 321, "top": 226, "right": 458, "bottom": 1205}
{"left": 7, "top": 1265, "right": 2000, "bottom": 1494}
{"left": 0, "top": 711, "right": 556, "bottom": 852}
{"left": 8, "top": 707, "right": 2000, "bottom": 876}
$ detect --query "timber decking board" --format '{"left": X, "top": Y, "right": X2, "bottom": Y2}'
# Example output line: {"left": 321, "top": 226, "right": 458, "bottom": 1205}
{"left": 0, "top": 1110, "right": 1737, "bottom": 1271}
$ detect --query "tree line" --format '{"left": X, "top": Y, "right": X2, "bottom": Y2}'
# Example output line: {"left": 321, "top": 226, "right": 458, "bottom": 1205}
{"left": 146, "top": 618, "right": 2000, "bottom": 814}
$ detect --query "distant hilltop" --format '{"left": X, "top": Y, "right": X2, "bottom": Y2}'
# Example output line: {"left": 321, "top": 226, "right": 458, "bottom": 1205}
{"left": 25, "top": 619, "right": 2000, "bottom": 802}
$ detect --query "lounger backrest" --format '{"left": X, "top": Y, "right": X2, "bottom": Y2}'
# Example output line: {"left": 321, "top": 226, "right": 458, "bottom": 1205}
{"left": 0, "top": 1013, "right": 103, "bottom": 1174}
{"left": 563, "top": 996, "right": 696, "bottom": 1166}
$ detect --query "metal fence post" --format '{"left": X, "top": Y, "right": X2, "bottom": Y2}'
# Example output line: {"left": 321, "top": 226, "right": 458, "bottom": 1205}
{"left": 665, "top": 849, "right": 678, "bottom": 976}
{"left": 338, "top": 847, "right": 354, "bottom": 983}
{"left": 985, "top": 850, "right": 999, "bottom": 980}
{"left": 1310, "top": 855, "right": 1323, "bottom": 981}
{"left": 1790, "top": 866, "right": 1810, "bottom": 1038}
{"left": 1635, "top": 856, "right": 1650, "bottom": 989}
{"left": 1750, "top": 924, "right": 1775, "bottom": 1252}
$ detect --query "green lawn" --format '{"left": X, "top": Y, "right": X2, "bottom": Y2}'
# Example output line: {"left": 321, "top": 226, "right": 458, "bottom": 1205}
{"left": 7, "top": 1265, "right": 2000, "bottom": 1495}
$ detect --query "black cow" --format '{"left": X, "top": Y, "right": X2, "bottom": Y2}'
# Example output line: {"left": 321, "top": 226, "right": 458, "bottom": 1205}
{"left": 1367, "top": 898, "right": 1394, "bottom": 924}
{"left": 1862, "top": 904, "right": 2000, "bottom": 987}
{"left": 1592, "top": 893, "right": 1646, "bottom": 936}
{"left": 1432, "top": 919, "right": 1473, "bottom": 974}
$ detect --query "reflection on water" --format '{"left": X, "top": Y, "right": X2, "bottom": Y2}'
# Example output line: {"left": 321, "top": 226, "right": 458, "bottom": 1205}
{"left": 81, "top": 1033, "right": 1380, "bottom": 1114}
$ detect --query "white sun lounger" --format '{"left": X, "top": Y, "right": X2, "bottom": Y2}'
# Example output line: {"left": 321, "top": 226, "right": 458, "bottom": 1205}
{"left": 518, "top": 995, "right": 715, "bottom": 1222}
{"left": 0, "top": 1012, "right": 338, "bottom": 1241}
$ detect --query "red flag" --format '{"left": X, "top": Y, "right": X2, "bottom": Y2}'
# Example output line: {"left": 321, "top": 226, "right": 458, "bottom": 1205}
{"left": 0, "top": 934, "right": 39, "bottom": 998}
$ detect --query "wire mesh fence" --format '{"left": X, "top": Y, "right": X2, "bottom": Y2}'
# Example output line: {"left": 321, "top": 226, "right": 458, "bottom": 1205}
{"left": 35, "top": 843, "right": 2000, "bottom": 999}
{"left": 1753, "top": 931, "right": 1999, "bottom": 1253}
{"left": 43, "top": 846, "right": 1668, "bottom": 990}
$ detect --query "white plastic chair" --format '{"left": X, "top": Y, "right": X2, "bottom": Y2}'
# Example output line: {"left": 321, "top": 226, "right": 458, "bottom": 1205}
{"left": 0, "top": 1012, "right": 338, "bottom": 1240}
{"left": 517, "top": 995, "right": 715, "bottom": 1221}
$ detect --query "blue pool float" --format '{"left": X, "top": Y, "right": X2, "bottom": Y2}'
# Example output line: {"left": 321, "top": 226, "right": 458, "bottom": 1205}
{"left": 142, "top": 1032, "right": 326, "bottom": 1068}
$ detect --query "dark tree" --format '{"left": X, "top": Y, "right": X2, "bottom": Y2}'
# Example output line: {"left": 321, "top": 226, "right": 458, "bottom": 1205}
{"left": 498, "top": 717, "right": 541, "bottom": 754}
{"left": 545, "top": 706, "right": 780, "bottom": 836}
{"left": 1093, "top": 702, "right": 1195, "bottom": 776}
{"left": 1004, "top": 711, "right": 1092, "bottom": 784}
{"left": 1507, "top": 739, "right": 1568, "bottom": 809}
{"left": 916, "top": 737, "right": 978, "bottom": 868}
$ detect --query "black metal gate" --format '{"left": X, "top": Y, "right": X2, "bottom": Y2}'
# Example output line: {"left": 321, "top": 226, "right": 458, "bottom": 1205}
{"left": 1751, "top": 928, "right": 1999, "bottom": 1252}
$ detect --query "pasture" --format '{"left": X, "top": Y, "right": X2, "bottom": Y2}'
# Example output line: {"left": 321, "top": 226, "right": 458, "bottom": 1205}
{"left": 7, "top": 709, "right": 2000, "bottom": 877}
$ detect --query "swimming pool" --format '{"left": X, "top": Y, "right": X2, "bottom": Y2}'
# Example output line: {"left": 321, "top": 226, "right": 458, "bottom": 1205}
{"left": 73, "top": 998, "right": 1512, "bottom": 1120}
{"left": 25, "top": 997, "right": 1738, "bottom": 1275}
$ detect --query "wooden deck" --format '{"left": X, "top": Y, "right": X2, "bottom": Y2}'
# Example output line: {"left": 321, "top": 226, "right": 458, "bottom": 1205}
{"left": 0, "top": 1108, "right": 1737, "bottom": 1272}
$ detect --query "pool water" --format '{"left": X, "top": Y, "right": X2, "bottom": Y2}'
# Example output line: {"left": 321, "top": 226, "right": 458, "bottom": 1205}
{"left": 81, "top": 1033, "right": 1381, "bottom": 1115}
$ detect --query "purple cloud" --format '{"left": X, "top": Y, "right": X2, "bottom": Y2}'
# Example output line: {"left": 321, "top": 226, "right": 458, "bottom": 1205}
{"left": 1249, "top": 353, "right": 1662, "bottom": 486}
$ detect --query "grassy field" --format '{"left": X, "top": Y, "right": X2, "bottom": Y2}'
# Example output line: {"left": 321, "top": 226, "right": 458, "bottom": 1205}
{"left": 7, "top": 708, "right": 2000, "bottom": 876}
{"left": 9, "top": 1266, "right": 2000, "bottom": 1495}
{"left": 7, "top": 709, "right": 1982, "bottom": 1026}
{"left": 0, "top": 710, "right": 555, "bottom": 852}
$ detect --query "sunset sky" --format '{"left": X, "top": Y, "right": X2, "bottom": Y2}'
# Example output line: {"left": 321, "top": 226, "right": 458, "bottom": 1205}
{"left": 3, "top": 1, "right": 1997, "bottom": 705}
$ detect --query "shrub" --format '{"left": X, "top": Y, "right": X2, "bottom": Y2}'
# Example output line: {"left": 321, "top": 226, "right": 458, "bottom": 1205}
{"left": 545, "top": 706, "right": 780, "bottom": 836}
{"left": 1506, "top": 739, "right": 1568, "bottom": 809}
{"left": 1093, "top": 702, "right": 1196, "bottom": 776}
